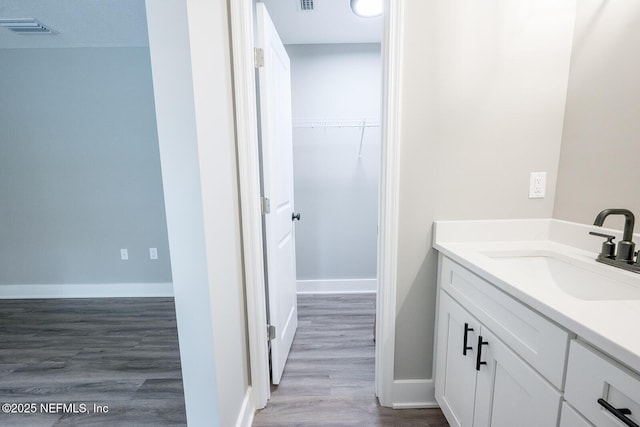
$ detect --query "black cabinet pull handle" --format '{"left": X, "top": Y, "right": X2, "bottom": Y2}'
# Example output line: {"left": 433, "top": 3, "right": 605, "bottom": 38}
{"left": 292, "top": 212, "right": 301, "bottom": 221}
{"left": 597, "top": 398, "right": 639, "bottom": 427}
{"left": 463, "top": 323, "right": 474, "bottom": 356}
{"left": 476, "top": 336, "right": 488, "bottom": 371}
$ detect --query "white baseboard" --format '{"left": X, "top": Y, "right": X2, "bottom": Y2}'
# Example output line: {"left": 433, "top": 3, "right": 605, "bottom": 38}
{"left": 0, "top": 282, "right": 174, "bottom": 299}
{"left": 236, "top": 387, "right": 254, "bottom": 427}
{"left": 297, "top": 278, "right": 377, "bottom": 294}
{"left": 392, "top": 379, "right": 439, "bottom": 409}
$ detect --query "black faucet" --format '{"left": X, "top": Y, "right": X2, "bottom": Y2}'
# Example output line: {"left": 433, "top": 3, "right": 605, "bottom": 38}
{"left": 593, "top": 208, "right": 635, "bottom": 241}
{"left": 589, "top": 208, "right": 640, "bottom": 273}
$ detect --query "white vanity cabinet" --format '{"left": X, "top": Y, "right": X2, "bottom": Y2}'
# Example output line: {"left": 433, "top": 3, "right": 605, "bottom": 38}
{"left": 433, "top": 219, "right": 640, "bottom": 427}
{"left": 436, "top": 293, "right": 562, "bottom": 427}
{"left": 435, "top": 256, "right": 569, "bottom": 427}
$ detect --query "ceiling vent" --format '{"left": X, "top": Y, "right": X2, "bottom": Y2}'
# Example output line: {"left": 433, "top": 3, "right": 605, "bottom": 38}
{"left": 298, "top": 0, "right": 314, "bottom": 11}
{"left": 0, "top": 18, "right": 54, "bottom": 34}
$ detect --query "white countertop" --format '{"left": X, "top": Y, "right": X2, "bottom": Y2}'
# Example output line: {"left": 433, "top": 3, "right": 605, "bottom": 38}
{"left": 433, "top": 219, "right": 640, "bottom": 374}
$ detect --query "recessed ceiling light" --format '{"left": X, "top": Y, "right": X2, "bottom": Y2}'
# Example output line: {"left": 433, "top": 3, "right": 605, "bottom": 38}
{"left": 350, "top": 0, "right": 383, "bottom": 18}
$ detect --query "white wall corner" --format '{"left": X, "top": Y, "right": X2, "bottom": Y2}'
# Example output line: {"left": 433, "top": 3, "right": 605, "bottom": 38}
{"left": 297, "top": 279, "right": 377, "bottom": 294}
{"left": 0, "top": 283, "right": 174, "bottom": 299}
{"left": 235, "top": 387, "right": 255, "bottom": 427}
{"left": 392, "top": 379, "right": 438, "bottom": 409}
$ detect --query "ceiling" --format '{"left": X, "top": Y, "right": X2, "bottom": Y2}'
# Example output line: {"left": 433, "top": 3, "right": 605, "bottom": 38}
{"left": 0, "top": 0, "right": 148, "bottom": 49}
{"left": 0, "top": 0, "right": 382, "bottom": 49}
{"left": 260, "top": 0, "right": 382, "bottom": 44}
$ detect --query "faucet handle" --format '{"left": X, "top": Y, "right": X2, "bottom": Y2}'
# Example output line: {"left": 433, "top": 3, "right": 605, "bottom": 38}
{"left": 589, "top": 231, "right": 615, "bottom": 240}
{"left": 589, "top": 231, "right": 616, "bottom": 259}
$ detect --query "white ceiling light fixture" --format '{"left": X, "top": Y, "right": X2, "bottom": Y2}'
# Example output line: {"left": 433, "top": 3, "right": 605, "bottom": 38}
{"left": 350, "top": 0, "right": 382, "bottom": 18}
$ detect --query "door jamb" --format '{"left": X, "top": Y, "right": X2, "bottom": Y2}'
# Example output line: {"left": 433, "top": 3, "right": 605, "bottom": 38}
{"left": 229, "top": 0, "right": 403, "bottom": 409}
{"left": 229, "top": 0, "right": 271, "bottom": 409}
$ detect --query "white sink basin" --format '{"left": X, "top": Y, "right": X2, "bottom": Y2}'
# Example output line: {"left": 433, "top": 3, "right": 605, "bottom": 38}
{"left": 482, "top": 250, "right": 640, "bottom": 301}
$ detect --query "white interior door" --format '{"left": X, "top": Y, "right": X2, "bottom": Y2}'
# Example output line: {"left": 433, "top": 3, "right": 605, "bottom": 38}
{"left": 256, "top": 2, "right": 298, "bottom": 386}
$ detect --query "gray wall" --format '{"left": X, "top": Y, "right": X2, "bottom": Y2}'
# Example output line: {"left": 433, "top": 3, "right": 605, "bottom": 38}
{"left": 0, "top": 47, "right": 171, "bottom": 285}
{"left": 288, "top": 43, "right": 381, "bottom": 280}
{"left": 554, "top": 0, "right": 640, "bottom": 230}
{"left": 394, "top": 0, "right": 576, "bottom": 380}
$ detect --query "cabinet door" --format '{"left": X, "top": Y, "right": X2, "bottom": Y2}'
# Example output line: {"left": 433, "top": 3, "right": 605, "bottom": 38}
{"left": 560, "top": 403, "right": 593, "bottom": 427}
{"left": 473, "top": 327, "right": 562, "bottom": 427}
{"left": 435, "top": 292, "right": 479, "bottom": 427}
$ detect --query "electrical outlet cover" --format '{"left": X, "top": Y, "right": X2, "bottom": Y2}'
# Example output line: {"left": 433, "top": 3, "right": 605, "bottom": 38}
{"left": 529, "top": 172, "right": 546, "bottom": 199}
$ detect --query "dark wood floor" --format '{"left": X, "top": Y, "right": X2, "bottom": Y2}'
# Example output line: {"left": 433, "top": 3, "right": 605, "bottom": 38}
{"left": 0, "top": 298, "right": 186, "bottom": 426}
{"left": 253, "top": 294, "right": 449, "bottom": 427}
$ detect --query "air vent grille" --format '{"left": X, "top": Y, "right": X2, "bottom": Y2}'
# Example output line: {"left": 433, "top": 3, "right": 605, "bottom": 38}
{"left": 299, "top": 0, "right": 314, "bottom": 11}
{"left": 0, "top": 18, "right": 53, "bottom": 34}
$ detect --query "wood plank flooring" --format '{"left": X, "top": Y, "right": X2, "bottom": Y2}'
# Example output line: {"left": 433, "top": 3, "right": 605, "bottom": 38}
{"left": 0, "top": 298, "right": 186, "bottom": 427}
{"left": 253, "top": 294, "right": 449, "bottom": 427}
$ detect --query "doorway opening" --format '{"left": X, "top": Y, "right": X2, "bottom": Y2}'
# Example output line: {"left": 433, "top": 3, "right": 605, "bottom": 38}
{"left": 230, "top": 0, "right": 403, "bottom": 411}
{"left": 256, "top": 0, "right": 382, "bottom": 399}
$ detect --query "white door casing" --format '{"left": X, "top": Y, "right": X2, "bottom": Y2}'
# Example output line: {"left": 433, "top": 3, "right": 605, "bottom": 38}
{"left": 229, "top": 0, "right": 401, "bottom": 409}
{"left": 256, "top": 2, "right": 298, "bottom": 386}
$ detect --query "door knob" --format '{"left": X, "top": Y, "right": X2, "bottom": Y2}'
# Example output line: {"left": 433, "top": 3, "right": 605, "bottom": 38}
{"left": 292, "top": 212, "right": 301, "bottom": 221}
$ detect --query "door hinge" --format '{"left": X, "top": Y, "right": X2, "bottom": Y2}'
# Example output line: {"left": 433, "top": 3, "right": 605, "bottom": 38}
{"left": 254, "top": 47, "right": 264, "bottom": 68}
{"left": 267, "top": 324, "right": 276, "bottom": 341}
{"left": 261, "top": 196, "right": 271, "bottom": 215}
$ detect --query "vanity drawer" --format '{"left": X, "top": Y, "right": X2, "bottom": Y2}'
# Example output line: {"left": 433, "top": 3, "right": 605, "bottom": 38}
{"left": 439, "top": 256, "right": 570, "bottom": 389}
{"left": 565, "top": 340, "right": 640, "bottom": 427}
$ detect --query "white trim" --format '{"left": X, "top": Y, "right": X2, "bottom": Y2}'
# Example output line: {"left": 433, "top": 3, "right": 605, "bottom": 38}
{"left": 431, "top": 255, "right": 444, "bottom": 405}
{"left": 229, "top": 0, "right": 271, "bottom": 410}
{"left": 235, "top": 387, "right": 255, "bottom": 427}
{"left": 392, "top": 379, "right": 439, "bottom": 409}
{"left": 375, "top": 0, "right": 404, "bottom": 408}
{"left": 0, "top": 282, "right": 173, "bottom": 299}
{"left": 297, "top": 279, "right": 377, "bottom": 294}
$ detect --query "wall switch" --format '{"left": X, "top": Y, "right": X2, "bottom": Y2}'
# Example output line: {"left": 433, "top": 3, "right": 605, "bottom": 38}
{"left": 529, "top": 172, "right": 546, "bottom": 199}
{"left": 149, "top": 248, "right": 158, "bottom": 260}
{"left": 120, "top": 248, "right": 129, "bottom": 261}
